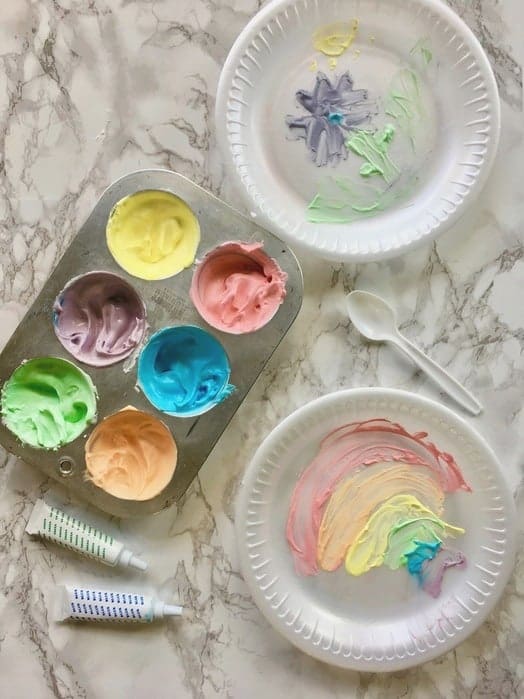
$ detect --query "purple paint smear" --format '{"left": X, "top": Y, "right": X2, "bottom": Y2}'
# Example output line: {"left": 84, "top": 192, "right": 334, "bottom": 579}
{"left": 286, "top": 72, "right": 374, "bottom": 166}
{"left": 421, "top": 547, "right": 467, "bottom": 598}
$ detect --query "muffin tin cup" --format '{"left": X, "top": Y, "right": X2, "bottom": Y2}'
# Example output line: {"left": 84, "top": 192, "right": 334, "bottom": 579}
{"left": 137, "top": 325, "right": 234, "bottom": 419}
{"left": 190, "top": 241, "right": 288, "bottom": 335}
{"left": 53, "top": 270, "right": 148, "bottom": 367}
{"left": 85, "top": 407, "right": 178, "bottom": 501}
{"left": 0, "top": 169, "right": 303, "bottom": 517}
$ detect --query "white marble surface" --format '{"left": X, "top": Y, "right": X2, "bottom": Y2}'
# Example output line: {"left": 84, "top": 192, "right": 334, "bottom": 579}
{"left": 0, "top": 1, "right": 523, "bottom": 697}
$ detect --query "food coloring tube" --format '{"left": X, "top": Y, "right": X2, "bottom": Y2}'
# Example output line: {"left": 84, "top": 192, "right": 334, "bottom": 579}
{"left": 55, "top": 585, "right": 183, "bottom": 623}
{"left": 26, "top": 499, "right": 147, "bottom": 571}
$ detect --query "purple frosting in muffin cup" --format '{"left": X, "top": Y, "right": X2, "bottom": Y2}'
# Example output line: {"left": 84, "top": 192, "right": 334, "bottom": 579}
{"left": 53, "top": 271, "right": 147, "bottom": 367}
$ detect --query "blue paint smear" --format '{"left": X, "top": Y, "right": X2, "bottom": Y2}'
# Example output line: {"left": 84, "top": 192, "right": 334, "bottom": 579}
{"left": 405, "top": 540, "right": 441, "bottom": 586}
{"left": 328, "top": 112, "right": 344, "bottom": 124}
{"left": 138, "top": 325, "right": 234, "bottom": 417}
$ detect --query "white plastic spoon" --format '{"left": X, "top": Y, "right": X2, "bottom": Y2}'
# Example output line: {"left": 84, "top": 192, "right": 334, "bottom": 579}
{"left": 346, "top": 290, "right": 483, "bottom": 416}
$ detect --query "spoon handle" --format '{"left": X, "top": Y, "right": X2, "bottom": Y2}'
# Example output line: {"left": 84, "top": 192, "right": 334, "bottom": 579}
{"left": 391, "top": 333, "right": 483, "bottom": 416}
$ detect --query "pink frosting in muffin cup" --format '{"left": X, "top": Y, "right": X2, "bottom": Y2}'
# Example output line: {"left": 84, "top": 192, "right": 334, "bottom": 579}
{"left": 189, "top": 242, "right": 287, "bottom": 334}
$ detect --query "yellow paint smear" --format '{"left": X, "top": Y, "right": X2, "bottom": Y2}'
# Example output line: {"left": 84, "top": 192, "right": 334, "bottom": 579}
{"left": 106, "top": 190, "right": 200, "bottom": 281}
{"left": 317, "top": 462, "right": 444, "bottom": 572}
{"left": 313, "top": 19, "right": 359, "bottom": 57}
{"left": 344, "top": 494, "right": 464, "bottom": 576}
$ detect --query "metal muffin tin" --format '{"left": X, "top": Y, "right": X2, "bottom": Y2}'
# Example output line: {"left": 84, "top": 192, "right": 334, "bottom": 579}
{"left": 0, "top": 170, "right": 303, "bottom": 517}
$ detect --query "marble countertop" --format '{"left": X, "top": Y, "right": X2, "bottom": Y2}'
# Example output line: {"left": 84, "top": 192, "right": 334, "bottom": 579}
{"left": 0, "top": 1, "right": 522, "bottom": 697}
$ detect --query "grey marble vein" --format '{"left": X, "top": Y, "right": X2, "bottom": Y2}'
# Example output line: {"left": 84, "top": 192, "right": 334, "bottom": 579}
{"left": 447, "top": 0, "right": 523, "bottom": 109}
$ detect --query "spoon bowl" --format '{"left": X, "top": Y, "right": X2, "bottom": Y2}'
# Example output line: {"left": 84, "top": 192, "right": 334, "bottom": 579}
{"left": 346, "top": 291, "right": 399, "bottom": 342}
{"left": 346, "top": 289, "right": 482, "bottom": 416}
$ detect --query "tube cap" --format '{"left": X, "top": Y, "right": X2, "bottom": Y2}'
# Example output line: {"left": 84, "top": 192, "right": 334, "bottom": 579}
{"left": 129, "top": 555, "right": 148, "bottom": 571}
{"left": 152, "top": 600, "right": 183, "bottom": 619}
{"left": 120, "top": 548, "right": 148, "bottom": 571}
{"left": 163, "top": 604, "right": 183, "bottom": 617}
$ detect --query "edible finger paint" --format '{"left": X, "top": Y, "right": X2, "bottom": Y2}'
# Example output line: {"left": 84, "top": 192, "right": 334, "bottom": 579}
{"left": 317, "top": 463, "right": 445, "bottom": 572}
{"left": 410, "top": 37, "right": 433, "bottom": 66}
{"left": 53, "top": 271, "right": 147, "bottom": 367}
{"left": 405, "top": 539, "right": 441, "bottom": 581}
{"left": 85, "top": 407, "right": 178, "bottom": 501}
{"left": 385, "top": 68, "right": 424, "bottom": 146}
{"left": 286, "top": 72, "right": 374, "bottom": 167}
{"left": 384, "top": 517, "right": 447, "bottom": 570}
{"left": 106, "top": 190, "right": 200, "bottom": 280}
{"left": 343, "top": 494, "right": 463, "bottom": 576}
{"left": 285, "top": 419, "right": 470, "bottom": 597}
{"left": 137, "top": 325, "right": 234, "bottom": 417}
{"left": 190, "top": 242, "right": 287, "bottom": 334}
{"left": 295, "top": 35, "right": 435, "bottom": 223}
{"left": 306, "top": 172, "right": 415, "bottom": 224}
{"left": 312, "top": 20, "right": 359, "bottom": 57}
{"left": 1, "top": 357, "right": 97, "bottom": 449}
{"left": 346, "top": 124, "right": 399, "bottom": 183}
{"left": 419, "top": 546, "right": 466, "bottom": 598}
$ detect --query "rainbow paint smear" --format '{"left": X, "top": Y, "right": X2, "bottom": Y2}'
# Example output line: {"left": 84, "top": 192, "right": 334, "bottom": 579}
{"left": 286, "top": 419, "right": 470, "bottom": 597}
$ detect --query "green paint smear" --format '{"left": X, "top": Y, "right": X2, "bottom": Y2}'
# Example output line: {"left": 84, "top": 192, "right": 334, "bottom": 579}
{"left": 346, "top": 124, "right": 399, "bottom": 183}
{"left": 385, "top": 39, "right": 432, "bottom": 139}
{"left": 306, "top": 37, "right": 433, "bottom": 225}
{"left": 384, "top": 519, "right": 442, "bottom": 570}
{"left": 307, "top": 170, "right": 417, "bottom": 224}
{"left": 410, "top": 37, "right": 433, "bottom": 66}
{"left": 385, "top": 68, "right": 424, "bottom": 135}
{"left": 1, "top": 357, "right": 98, "bottom": 449}
{"left": 383, "top": 516, "right": 464, "bottom": 571}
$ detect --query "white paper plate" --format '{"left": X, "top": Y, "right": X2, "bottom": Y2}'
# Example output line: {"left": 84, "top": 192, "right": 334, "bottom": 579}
{"left": 216, "top": 0, "right": 500, "bottom": 261}
{"left": 236, "top": 389, "right": 515, "bottom": 671}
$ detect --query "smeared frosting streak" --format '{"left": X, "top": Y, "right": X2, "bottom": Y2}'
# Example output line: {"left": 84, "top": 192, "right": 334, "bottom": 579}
{"left": 318, "top": 463, "right": 444, "bottom": 572}
{"left": 286, "top": 72, "right": 373, "bottom": 166}
{"left": 346, "top": 124, "right": 399, "bottom": 182}
{"left": 313, "top": 20, "right": 359, "bottom": 58}
{"left": 344, "top": 494, "right": 463, "bottom": 576}
{"left": 420, "top": 547, "right": 467, "bottom": 598}
{"left": 286, "top": 418, "right": 470, "bottom": 597}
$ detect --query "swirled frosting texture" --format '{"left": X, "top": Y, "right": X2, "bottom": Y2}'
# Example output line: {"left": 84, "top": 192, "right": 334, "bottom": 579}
{"left": 106, "top": 190, "right": 200, "bottom": 280}
{"left": 286, "top": 418, "right": 470, "bottom": 597}
{"left": 1, "top": 357, "right": 97, "bottom": 449}
{"left": 85, "top": 407, "right": 177, "bottom": 501}
{"left": 137, "top": 325, "right": 234, "bottom": 417}
{"left": 190, "top": 242, "right": 287, "bottom": 334}
{"left": 53, "top": 272, "right": 147, "bottom": 367}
